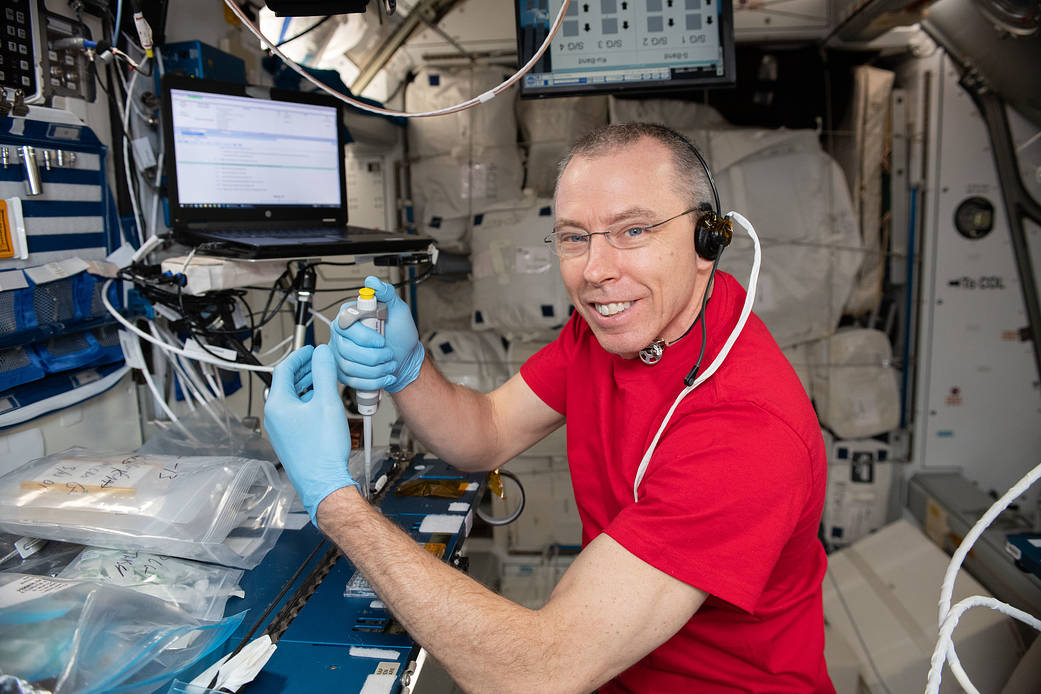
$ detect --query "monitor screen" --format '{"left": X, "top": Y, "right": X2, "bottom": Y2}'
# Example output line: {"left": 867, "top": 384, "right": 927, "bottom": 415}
{"left": 167, "top": 87, "right": 342, "bottom": 209}
{"left": 516, "top": 0, "right": 735, "bottom": 98}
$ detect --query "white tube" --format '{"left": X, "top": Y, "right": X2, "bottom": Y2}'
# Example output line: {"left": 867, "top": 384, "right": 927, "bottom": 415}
{"left": 931, "top": 459, "right": 1041, "bottom": 693}
{"left": 121, "top": 68, "right": 146, "bottom": 246}
{"left": 925, "top": 595, "right": 1041, "bottom": 694}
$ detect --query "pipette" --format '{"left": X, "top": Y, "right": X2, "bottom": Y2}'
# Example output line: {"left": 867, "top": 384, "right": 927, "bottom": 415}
{"left": 337, "top": 288, "right": 387, "bottom": 498}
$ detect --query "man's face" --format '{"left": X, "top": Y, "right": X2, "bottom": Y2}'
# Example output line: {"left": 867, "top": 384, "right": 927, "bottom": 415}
{"left": 554, "top": 139, "right": 714, "bottom": 359}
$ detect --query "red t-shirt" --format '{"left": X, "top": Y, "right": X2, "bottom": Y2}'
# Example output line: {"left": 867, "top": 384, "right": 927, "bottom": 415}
{"left": 521, "top": 271, "right": 833, "bottom": 693}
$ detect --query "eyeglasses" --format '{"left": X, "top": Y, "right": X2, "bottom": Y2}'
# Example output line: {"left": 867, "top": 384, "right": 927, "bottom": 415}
{"left": 544, "top": 208, "right": 699, "bottom": 259}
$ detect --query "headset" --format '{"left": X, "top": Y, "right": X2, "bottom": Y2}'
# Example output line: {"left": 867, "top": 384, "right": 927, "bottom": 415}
{"left": 633, "top": 133, "right": 762, "bottom": 501}
{"left": 687, "top": 142, "right": 734, "bottom": 263}
{"left": 637, "top": 137, "right": 734, "bottom": 381}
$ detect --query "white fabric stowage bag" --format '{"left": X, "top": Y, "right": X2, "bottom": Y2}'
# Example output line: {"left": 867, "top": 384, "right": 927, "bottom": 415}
{"left": 712, "top": 128, "right": 864, "bottom": 347}
{"left": 470, "top": 195, "right": 571, "bottom": 340}
{"left": 810, "top": 329, "right": 900, "bottom": 439}
{"left": 424, "top": 329, "right": 510, "bottom": 393}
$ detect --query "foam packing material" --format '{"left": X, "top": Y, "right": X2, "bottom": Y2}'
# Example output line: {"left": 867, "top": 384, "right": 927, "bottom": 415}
{"left": 810, "top": 329, "right": 900, "bottom": 439}
{"left": 470, "top": 195, "right": 571, "bottom": 340}
{"left": 407, "top": 66, "right": 519, "bottom": 159}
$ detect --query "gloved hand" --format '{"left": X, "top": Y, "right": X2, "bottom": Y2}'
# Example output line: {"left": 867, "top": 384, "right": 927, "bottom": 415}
{"left": 264, "top": 344, "right": 356, "bottom": 524}
{"left": 330, "top": 276, "right": 425, "bottom": 393}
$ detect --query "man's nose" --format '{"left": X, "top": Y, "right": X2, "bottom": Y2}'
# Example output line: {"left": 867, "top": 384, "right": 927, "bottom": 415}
{"left": 582, "top": 233, "right": 621, "bottom": 285}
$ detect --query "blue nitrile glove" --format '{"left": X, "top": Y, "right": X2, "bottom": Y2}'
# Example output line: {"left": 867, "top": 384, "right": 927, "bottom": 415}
{"left": 330, "top": 276, "right": 425, "bottom": 393}
{"left": 264, "top": 344, "right": 357, "bottom": 524}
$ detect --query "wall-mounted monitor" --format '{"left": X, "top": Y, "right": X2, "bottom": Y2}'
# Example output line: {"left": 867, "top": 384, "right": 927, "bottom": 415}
{"left": 516, "top": 0, "right": 735, "bottom": 98}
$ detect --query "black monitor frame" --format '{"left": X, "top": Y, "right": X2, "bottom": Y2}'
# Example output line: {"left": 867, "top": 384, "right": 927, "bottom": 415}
{"left": 160, "top": 74, "right": 348, "bottom": 228}
{"left": 516, "top": 0, "right": 736, "bottom": 99}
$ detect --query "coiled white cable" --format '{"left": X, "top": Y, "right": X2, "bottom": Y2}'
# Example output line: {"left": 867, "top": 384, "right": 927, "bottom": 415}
{"left": 925, "top": 459, "right": 1041, "bottom": 693}
{"left": 222, "top": 0, "right": 570, "bottom": 118}
{"left": 632, "top": 211, "right": 761, "bottom": 500}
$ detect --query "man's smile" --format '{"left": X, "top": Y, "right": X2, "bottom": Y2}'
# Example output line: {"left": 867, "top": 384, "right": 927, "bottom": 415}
{"left": 594, "top": 301, "right": 634, "bottom": 317}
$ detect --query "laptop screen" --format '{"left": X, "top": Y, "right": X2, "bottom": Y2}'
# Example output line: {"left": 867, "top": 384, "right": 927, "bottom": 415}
{"left": 161, "top": 75, "right": 348, "bottom": 227}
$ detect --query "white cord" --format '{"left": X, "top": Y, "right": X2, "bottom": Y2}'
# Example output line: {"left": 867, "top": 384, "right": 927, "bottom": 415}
{"left": 222, "top": 0, "right": 570, "bottom": 118}
{"left": 101, "top": 279, "right": 276, "bottom": 373}
{"left": 632, "top": 211, "right": 762, "bottom": 501}
{"left": 121, "top": 67, "right": 146, "bottom": 246}
{"left": 925, "top": 458, "right": 1041, "bottom": 693}
{"left": 926, "top": 595, "right": 1041, "bottom": 694}
{"left": 310, "top": 307, "right": 332, "bottom": 327}
{"left": 137, "top": 338, "right": 179, "bottom": 423}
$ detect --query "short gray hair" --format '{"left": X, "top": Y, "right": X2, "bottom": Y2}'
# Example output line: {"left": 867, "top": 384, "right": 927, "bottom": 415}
{"left": 554, "top": 122, "right": 713, "bottom": 209}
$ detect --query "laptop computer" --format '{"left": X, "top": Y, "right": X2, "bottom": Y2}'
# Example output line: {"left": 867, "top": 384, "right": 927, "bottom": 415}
{"left": 160, "top": 74, "right": 432, "bottom": 261}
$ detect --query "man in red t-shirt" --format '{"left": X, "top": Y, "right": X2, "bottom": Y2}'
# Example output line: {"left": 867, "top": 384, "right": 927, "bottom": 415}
{"left": 264, "top": 123, "right": 834, "bottom": 692}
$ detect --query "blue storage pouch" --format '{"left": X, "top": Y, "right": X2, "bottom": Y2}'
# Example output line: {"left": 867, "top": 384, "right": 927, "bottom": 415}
{"left": 24, "top": 275, "right": 79, "bottom": 330}
{"left": 36, "top": 331, "right": 102, "bottom": 373}
{"left": 0, "top": 272, "right": 35, "bottom": 335}
{"left": 88, "top": 325, "right": 125, "bottom": 367}
{"left": 0, "top": 345, "right": 45, "bottom": 392}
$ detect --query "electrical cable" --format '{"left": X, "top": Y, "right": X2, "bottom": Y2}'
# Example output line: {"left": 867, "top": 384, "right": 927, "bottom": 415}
{"left": 101, "top": 279, "right": 276, "bottom": 373}
{"left": 276, "top": 15, "right": 332, "bottom": 46}
{"left": 137, "top": 335, "right": 180, "bottom": 424}
{"left": 121, "top": 67, "right": 146, "bottom": 246}
{"left": 474, "top": 469, "right": 526, "bottom": 526}
{"left": 112, "top": 0, "right": 123, "bottom": 45}
{"left": 222, "top": 0, "right": 570, "bottom": 118}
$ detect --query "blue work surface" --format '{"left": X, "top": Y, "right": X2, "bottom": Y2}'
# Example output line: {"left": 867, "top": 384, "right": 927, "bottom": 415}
{"left": 179, "top": 454, "right": 483, "bottom": 694}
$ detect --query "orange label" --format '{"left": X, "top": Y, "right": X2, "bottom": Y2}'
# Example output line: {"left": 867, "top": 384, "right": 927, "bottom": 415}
{"left": 422, "top": 543, "right": 446, "bottom": 559}
{"left": 0, "top": 200, "right": 14, "bottom": 259}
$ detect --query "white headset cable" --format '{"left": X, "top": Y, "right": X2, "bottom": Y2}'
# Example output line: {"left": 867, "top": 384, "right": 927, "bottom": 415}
{"left": 222, "top": 0, "right": 570, "bottom": 118}
{"left": 633, "top": 211, "right": 761, "bottom": 501}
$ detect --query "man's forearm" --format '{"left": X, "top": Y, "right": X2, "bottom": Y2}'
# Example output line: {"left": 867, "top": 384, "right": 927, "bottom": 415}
{"left": 317, "top": 488, "right": 577, "bottom": 693}
{"left": 390, "top": 359, "right": 507, "bottom": 472}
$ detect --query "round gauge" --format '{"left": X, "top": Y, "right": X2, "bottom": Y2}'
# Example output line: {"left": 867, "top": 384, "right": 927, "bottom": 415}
{"left": 954, "top": 197, "right": 996, "bottom": 239}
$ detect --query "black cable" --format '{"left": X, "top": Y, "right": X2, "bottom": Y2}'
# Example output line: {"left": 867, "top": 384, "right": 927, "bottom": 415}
{"left": 312, "top": 266, "right": 434, "bottom": 313}
{"left": 684, "top": 257, "right": 721, "bottom": 387}
{"left": 275, "top": 16, "right": 332, "bottom": 46}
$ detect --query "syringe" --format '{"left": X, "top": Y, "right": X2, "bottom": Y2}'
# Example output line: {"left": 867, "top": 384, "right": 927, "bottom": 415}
{"left": 337, "top": 287, "right": 387, "bottom": 498}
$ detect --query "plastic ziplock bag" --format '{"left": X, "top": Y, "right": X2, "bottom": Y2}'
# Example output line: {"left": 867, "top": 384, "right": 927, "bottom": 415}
{"left": 0, "top": 449, "right": 290, "bottom": 569}
{"left": 138, "top": 406, "right": 277, "bottom": 463}
{"left": 58, "top": 548, "right": 244, "bottom": 621}
{"left": 0, "top": 573, "right": 244, "bottom": 694}
{"left": 0, "top": 534, "right": 84, "bottom": 577}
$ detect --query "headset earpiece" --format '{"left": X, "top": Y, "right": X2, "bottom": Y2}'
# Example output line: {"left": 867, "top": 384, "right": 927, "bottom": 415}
{"left": 694, "top": 210, "right": 734, "bottom": 261}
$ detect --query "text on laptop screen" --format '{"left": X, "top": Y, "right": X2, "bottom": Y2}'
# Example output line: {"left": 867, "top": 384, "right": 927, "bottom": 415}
{"left": 169, "top": 88, "right": 342, "bottom": 209}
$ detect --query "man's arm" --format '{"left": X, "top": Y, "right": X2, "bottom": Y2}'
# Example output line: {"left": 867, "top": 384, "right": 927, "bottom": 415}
{"left": 330, "top": 277, "right": 563, "bottom": 473}
{"left": 390, "top": 360, "right": 564, "bottom": 473}
{"left": 318, "top": 487, "right": 707, "bottom": 694}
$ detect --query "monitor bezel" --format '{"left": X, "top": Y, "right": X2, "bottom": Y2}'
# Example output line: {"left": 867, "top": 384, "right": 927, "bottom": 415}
{"left": 160, "top": 74, "right": 348, "bottom": 227}
{"left": 515, "top": 0, "right": 736, "bottom": 100}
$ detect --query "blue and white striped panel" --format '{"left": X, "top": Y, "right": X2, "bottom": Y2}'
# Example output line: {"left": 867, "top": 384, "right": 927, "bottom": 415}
{"left": 0, "top": 150, "right": 107, "bottom": 268}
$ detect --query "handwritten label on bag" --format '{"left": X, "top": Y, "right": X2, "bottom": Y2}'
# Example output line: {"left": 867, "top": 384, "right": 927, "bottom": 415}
{"left": 21, "top": 457, "right": 159, "bottom": 497}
